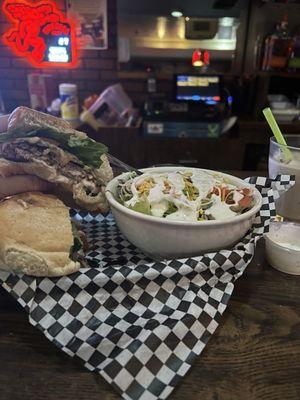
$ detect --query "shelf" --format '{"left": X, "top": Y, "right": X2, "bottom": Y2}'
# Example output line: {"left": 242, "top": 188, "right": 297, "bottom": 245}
{"left": 117, "top": 71, "right": 241, "bottom": 80}
{"left": 117, "top": 71, "right": 171, "bottom": 80}
{"left": 259, "top": 0, "right": 300, "bottom": 7}
{"left": 257, "top": 71, "right": 300, "bottom": 78}
{"left": 238, "top": 119, "right": 300, "bottom": 127}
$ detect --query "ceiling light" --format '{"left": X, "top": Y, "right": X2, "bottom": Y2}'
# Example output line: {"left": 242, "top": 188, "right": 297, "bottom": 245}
{"left": 171, "top": 10, "right": 183, "bottom": 18}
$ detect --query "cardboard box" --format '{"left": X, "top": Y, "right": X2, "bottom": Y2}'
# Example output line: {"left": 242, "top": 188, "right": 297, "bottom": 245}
{"left": 27, "top": 74, "right": 57, "bottom": 111}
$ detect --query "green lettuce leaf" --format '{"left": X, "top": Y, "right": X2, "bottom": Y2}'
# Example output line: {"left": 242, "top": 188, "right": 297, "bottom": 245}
{"left": 70, "top": 222, "right": 83, "bottom": 258}
{"left": 163, "top": 202, "right": 178, "bottom": 217}
{"left": 0, "top": 128, "right": 107, "bottom": 169}
{"left": 129, "top": 198, "right": 151, "bottom": 215}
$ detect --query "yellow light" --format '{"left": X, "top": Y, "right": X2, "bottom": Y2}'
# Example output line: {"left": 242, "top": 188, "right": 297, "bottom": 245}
{"left": 185, "top": 17, "right": 190, "bottom": 21}
{"left": 177, "top": 18, "right": 185, "bottom": 39}
{"left": 193, "top": 60, "right": 204, "bottom": 67}
{"left": 157, "top": 17, "right": 167, "bottom": 39}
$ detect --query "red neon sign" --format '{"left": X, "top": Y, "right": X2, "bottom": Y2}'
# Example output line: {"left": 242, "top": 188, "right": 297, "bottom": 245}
{"left": 2, "top": 0, "right": 78, "bottom": 67}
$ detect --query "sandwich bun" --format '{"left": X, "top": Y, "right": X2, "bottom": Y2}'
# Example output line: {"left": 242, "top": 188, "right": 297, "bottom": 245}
{"left": 0, "top": 192, "right": 80, "bottom": 277}
{"left": 8, "top": 106, "right": 87, "bottom": 139}
{"left": 0, "top": 174, "right": 53, "bottom": 199}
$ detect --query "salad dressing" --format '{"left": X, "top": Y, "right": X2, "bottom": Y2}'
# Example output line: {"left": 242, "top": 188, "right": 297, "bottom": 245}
{"left": 117, "top": 170, "right": 254, "bottom": 222}
{"left": 189, "top": 171, "right": 214, "bottom": 200}
{"left": 165, "top": 207, "right": 198, "bottom": 221}
{"left": 208, "top": 195, "right": 237, "bottom": 220}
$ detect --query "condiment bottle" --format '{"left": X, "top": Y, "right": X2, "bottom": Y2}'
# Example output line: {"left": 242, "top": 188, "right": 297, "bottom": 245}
{"left": 59, "top": 83, "right": 79, "bottom": 125}
{"left": 262, "top": 15, "right": 293, "bottom": 71}
{"left": 288, "top": 25, "right": 300, "bottom": 70}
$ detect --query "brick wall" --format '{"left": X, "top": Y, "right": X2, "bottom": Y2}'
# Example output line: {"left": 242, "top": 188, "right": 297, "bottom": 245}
{"left": 0, "top": 0, "right": 118, "bottom": 112}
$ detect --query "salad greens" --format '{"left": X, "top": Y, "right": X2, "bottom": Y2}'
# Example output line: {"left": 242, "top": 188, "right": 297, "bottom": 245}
{"left": 115, "top": 170, "right": 255, "bottom": 222}
{"left": 163, "top": 202, "right": 178, "bottom": 217}
{"left": 129, "top": 198, "right": 151, "bottom": 215}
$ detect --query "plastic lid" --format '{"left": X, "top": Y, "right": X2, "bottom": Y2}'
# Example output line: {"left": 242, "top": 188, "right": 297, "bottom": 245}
{"left": 59, "top": 83, "right": 78, "bottom": 94}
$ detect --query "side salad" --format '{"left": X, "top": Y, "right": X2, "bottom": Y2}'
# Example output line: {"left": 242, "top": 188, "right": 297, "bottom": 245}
{"left": 115, "top": 170, "right": 255, "bottom": 222}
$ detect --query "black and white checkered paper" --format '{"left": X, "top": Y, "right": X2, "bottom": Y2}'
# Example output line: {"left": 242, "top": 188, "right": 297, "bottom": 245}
{"left": 0, "top": 176, "right": 294, "bottom": 400}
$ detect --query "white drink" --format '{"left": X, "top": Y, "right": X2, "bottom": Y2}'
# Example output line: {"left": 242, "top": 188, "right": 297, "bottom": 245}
{"left": 269, "top": 151, "right": 300, "bottom": 221}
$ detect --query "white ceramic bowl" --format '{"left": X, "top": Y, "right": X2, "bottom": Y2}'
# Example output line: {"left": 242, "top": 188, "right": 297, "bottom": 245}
{"left": 265, "top": 221, "right": 300, "bottom": 275}
{"left": 105, "top": 167, "right": 262, "bottom": 259}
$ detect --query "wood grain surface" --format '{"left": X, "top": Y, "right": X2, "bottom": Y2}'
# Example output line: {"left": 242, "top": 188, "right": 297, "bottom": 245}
{"left": 1, "top": 239, "right": 300, "bottom": 400}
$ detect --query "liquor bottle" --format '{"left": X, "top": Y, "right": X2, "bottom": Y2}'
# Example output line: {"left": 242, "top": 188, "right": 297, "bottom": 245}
{"left": 288, "top": 25, "right": 300, "bottom": 70}
{"left": 146, "top": 67, "right": 157, "bottom": 93}
{"left": 262, "top": 15, "right": 293, "bottom": 71}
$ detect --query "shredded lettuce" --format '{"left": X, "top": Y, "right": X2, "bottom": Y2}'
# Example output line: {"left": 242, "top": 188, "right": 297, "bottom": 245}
{"left": 0, "top": 128, "right": 107, "bottom": 169}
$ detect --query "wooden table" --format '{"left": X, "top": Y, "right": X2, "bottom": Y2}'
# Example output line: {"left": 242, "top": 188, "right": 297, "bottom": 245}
{"left": 1, "top": 172, "right": 300, "bottom": 400}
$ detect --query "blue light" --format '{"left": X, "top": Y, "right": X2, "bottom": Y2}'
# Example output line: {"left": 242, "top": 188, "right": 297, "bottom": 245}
{"left": 192, "top": 95, "right": 201, "bottom": 101}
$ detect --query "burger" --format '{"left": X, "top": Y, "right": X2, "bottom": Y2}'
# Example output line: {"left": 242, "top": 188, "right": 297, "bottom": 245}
{"left": 0, "top": 107, "right": 113, "bottom": 212}
{"left": 0, "top": 192, "right": 83, "bottom": 277}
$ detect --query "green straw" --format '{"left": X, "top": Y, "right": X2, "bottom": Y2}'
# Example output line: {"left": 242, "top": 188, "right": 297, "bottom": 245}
{"left": 263, "top": 107, "right": 292, "bottom": 162}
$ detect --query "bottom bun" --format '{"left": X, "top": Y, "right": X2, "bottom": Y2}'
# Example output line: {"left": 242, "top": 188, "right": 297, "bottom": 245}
{"left": 0, "top": 175, "right": 53, "bottom": 199}
{"left": 0, "top": 192, "right": 81, "bottom": 277}
{"left": 3, "top": 247, "right": 79, "bottom": 277}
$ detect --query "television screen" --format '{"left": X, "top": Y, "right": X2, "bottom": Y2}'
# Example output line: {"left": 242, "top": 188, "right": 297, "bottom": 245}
{"left": 175, "top": 75, "right": 221, "bottom": 104}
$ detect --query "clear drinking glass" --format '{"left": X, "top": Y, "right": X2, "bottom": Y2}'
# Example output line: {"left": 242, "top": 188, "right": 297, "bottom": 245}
{"left": 269, "top": 135, "right": 300, "bottom": 221}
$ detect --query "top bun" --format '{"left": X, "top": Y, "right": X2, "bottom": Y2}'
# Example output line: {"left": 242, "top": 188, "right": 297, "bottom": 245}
{"left": 7, "top": 106, "right": 87, "bottom": 139}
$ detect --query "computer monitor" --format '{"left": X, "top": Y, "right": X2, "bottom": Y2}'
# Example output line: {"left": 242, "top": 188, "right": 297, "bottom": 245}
{"left": 175, "top": 74, "right": 221, "bottom": 105}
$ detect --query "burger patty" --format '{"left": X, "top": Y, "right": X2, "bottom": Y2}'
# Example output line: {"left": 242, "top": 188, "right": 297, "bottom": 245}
{"left": 1, "top": 141, "right": 57, "bottom": 165}
{"left": 0, "top": 141, "right": 102, "bottom": 195}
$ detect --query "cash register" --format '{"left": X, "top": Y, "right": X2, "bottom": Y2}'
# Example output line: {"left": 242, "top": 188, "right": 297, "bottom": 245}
{"left": 143, "top": 74, "right": 228, "bottom": 138}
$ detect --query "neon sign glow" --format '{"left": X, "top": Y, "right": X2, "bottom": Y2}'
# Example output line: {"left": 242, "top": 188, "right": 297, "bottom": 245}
{"left": 2, "top": 0, "right": 78, "bottom": 67}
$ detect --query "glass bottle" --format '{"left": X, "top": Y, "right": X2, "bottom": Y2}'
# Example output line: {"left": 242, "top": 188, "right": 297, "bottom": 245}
{"left": 262, "top": 16, "right": 293, "bottom": 71}
{"left": 288, "top": 25, "right": 300, "bottom": 70}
